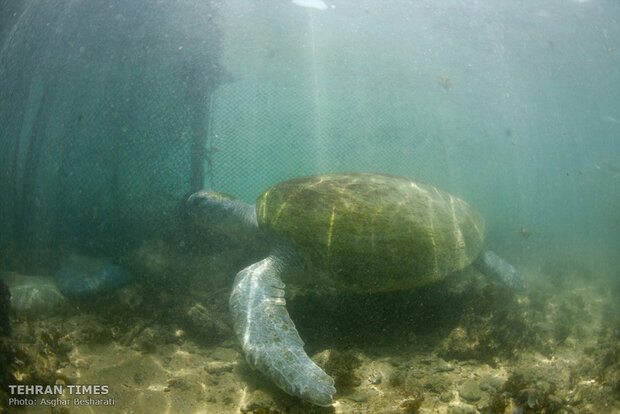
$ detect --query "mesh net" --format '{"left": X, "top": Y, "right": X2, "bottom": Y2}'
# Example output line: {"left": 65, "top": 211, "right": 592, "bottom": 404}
{"left": 206, "top": 1, "right": 482, "bottom": 203}
{"left": 1, "top": 0, "right": 532, "bottom": 270}
{"left": 0, "top": 0, "right": 222, "bottom": 267}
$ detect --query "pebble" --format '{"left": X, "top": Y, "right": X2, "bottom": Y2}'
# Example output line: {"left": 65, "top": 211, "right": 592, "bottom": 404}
{"left": 458, "top": 379, "right": 483, "bottom": 402}
{"left": 411, "top": 371, "right": 424, "bottom": 379}
{"left": 479, "top": 374, "right": 506, "bottom": 391}
{"left": 426, "top": 375, "right": 451, "bottom": 393}
{"left": 204, "top": 361, "right": 234, "bottom": 374}
{"left": 436, "top": 359, "right": 455, "bottom": 372}
{"left": 369, "top": 372, "right": 382, "bottom": 384}
{"left": 210, "top": 347, "right": 239, "bottom": 361}
{"left": 71, "top": 358, "right": 90, "bottom": 369}
{"left": 448, "top": 403, "right": 478, "bottom": 414}
{"left": 440, "top": 391, "right": 454, "bottom": 402}
{"left": 344, "top": 391, "right": 368, "bottom": 402}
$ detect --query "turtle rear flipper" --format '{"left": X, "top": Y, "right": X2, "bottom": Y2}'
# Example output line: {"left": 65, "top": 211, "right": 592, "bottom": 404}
{"left": 230, "top": 256, "right": 336, "bottom": 406}
{"left": 474, "top": 250, "right": 526, "bottom": 290}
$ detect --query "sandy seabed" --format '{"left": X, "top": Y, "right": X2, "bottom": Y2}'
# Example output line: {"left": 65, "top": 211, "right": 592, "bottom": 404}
{"left": 2, "top": 248, "right": 619, "bottom": 414}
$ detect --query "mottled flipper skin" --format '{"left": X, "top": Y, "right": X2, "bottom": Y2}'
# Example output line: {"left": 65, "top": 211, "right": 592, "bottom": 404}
{"left": 474, "top": 250, "right": 526, "bottom": 290}
{"left": 229, "top": 255, "right": 336, "bottom": 406}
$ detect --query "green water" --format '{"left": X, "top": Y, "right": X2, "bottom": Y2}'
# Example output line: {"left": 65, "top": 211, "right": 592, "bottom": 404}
{"left": 211, "top": 0, "right": 619, "bottom": 282}
{"left": 0, "top": 0, "right": 619, "bottom": 412}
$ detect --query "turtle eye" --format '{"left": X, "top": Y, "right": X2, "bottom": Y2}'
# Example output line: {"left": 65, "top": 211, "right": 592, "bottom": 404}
{"left": 187, "top": 191, "right": 210, "bottom": 210}
{"left": 186, "top": 191, "right": 234, "bottom": 221}
{"left": 186, "top": 191, "right": 221, "bottom": 217}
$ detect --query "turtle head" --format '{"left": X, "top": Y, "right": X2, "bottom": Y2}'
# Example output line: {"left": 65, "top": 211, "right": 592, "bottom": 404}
{"left": 186, "top": 190, "right": 258, "bottom": 236}
{"left": 187, "top": 190, "right": 238, "bottom": 221}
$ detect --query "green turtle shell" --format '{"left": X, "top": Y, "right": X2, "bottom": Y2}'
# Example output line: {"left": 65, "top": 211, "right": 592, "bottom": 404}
{"left": 256, "top": 173, "right": 485, "bottom": 292}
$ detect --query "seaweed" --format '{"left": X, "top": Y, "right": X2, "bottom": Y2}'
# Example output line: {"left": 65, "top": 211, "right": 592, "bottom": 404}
{"left": 502, "top": 371, "right": 564, "bottom": 413}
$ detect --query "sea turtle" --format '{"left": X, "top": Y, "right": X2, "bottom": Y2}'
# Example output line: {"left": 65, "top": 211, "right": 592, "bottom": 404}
{"left": 187, "top": 172, "right": 524, "bottom": 406}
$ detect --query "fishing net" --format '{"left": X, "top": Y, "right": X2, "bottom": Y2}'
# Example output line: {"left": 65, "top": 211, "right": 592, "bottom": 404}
{"left": 206, "top": 1, "right": 485, "bottom": 203}
{"left": 1, "top": 0, "right": 527, "bottom": 270}
{"left": 0, "top": 0, "right": 223, "bottom": 267}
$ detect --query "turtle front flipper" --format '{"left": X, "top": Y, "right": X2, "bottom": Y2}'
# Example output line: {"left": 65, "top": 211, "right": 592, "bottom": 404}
{"left": 229, "top": 255, "right": 336, "bottom": 407}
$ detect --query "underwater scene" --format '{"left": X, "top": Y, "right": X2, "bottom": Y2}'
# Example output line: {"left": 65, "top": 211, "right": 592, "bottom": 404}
{"left": 1, "top": 0, "right": 619, "bottom": 413}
